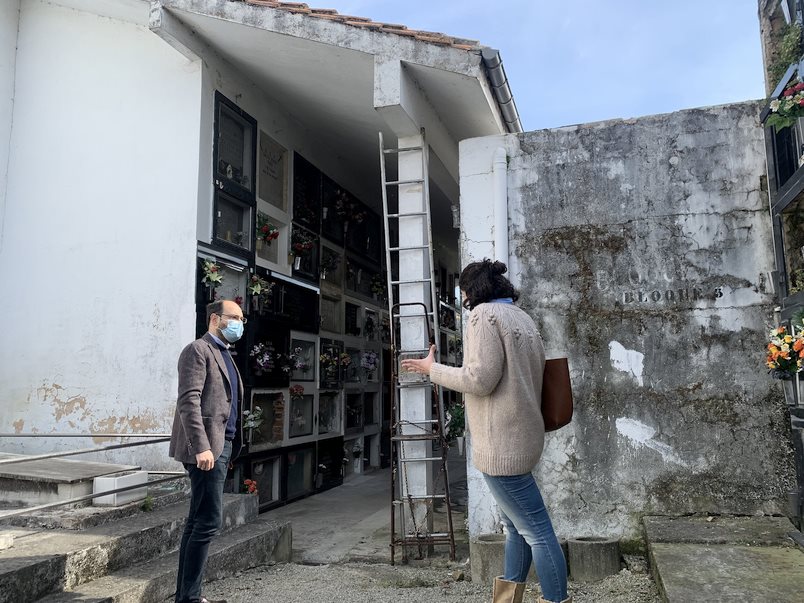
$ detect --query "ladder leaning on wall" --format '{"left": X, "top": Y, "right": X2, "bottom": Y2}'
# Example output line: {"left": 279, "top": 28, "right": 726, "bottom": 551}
{"left": 378, "top": 128, "right": 456, "bottom": 563}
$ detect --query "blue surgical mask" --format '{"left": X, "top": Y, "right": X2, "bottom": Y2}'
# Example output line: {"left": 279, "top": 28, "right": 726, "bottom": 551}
{"left": 221, "top": 319, "right": 244, "bottom": 343}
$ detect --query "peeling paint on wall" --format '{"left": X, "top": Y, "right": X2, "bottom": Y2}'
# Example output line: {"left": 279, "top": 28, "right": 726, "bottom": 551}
{"left": 608, "top": 341, "right": 644, "bottom": 386}
{"left": 615, "top": 417, "right": 698, "bottom": 468}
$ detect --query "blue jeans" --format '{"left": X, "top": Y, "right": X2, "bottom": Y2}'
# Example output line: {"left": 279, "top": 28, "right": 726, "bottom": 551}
{"left": 175, "top": 440, "right": 232, "bottom": 603}
{"left": 483, "top": 472, "right": 568, "bottom": 603}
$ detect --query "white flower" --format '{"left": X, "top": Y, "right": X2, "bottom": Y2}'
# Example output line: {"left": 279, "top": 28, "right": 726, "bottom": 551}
{"left": 770, "top": 99, "right": 781, "bottom": 112}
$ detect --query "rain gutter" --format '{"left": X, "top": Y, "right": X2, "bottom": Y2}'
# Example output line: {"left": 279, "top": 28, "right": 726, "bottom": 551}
{"left": 481, "top": 47, "right": 523, "bottom": 133}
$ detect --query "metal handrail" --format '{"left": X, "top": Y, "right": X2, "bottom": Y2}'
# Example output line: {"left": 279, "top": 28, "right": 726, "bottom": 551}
{"left": 0, "top": 433, "right": 172, "bottom": 438}
{"left": 0, "top": 472, "right": 187, "bottom": 520}
{"left": 0, "top": 437, "right": 171, "bottom": 466}
{"left": 0, "top": 432, "right": 186, "bottom": 519}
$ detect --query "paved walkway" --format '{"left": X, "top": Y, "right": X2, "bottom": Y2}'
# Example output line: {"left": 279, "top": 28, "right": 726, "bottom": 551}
{"left": 264, "top": 446, "right": 468, "bottom": 564}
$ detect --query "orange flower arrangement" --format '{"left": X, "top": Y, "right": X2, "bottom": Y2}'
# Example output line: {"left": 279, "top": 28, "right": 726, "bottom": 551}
{"left": 766, "top": 326, "right": 804, "bottom": 380}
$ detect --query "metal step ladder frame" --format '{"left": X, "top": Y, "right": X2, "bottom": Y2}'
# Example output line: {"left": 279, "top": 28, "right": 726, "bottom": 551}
{"left": 379, "top": 129, "right": 456, "bottom": 563}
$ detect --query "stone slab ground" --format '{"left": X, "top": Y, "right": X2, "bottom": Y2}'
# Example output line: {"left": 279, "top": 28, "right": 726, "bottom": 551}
{"left": 645, "top": 515, "right": 804, "bottom": 602}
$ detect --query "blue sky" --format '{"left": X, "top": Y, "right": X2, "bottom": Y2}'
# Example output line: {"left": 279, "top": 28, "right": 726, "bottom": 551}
{"left": 329, "top": 0, "right": 766, "bottom": 130}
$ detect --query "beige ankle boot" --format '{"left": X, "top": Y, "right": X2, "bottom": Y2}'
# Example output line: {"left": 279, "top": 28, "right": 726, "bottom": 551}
{"left": 492, "top": 576, "right": 526, "bottom": 603}
{"left": 537, "top": 596, "right": 572, "bottom": 603}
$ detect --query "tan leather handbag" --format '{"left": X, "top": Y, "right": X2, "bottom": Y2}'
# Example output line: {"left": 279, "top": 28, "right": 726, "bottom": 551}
{"left": 541, "top": 358, "right": 574, "bottom": 431}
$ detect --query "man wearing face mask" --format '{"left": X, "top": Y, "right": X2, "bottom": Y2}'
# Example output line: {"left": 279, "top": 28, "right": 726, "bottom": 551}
{"left": 169, "top": 299, "right": 245, "bottom": 603}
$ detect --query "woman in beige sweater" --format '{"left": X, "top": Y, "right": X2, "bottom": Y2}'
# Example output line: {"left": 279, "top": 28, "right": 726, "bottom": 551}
{"left": 402, "top": 259, "right": 569, "bottom": 603}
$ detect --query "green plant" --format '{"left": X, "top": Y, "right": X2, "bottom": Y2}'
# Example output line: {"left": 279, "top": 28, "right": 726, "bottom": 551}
{"left": 140, "top": 494, "right": 154, "bottom": 512}
{"left": 446, "top": 403, "right": 465, "bottom": 440}
{"left": 769, "top": 22, "right": 803, "bottom": 90}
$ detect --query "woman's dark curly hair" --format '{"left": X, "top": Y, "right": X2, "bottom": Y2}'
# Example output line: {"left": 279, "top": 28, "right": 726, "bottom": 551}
{"left": 458, "top": 259, "right": 519, "bottom": 310}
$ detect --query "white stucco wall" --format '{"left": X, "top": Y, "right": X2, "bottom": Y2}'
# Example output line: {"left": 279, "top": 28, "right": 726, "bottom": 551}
{"left": 0, "top": 0, "right": 202, "bottom": 468}
{"left": 0, "top": 0, "right": 20, "bottom": 253}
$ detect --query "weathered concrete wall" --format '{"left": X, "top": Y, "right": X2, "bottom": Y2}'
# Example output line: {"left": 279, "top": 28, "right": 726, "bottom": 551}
{"left": 460, "top": 102, "right": 796, "bottom": 540}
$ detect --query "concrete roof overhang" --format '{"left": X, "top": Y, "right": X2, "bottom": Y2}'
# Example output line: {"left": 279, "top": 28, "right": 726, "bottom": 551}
{"left": 148, "top": 0, "right": 509, "bottom": 226}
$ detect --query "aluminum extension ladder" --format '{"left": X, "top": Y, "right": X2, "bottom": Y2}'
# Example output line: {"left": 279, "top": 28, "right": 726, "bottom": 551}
{"left": 378, "top": 128, "right": 456, "bottom": 563}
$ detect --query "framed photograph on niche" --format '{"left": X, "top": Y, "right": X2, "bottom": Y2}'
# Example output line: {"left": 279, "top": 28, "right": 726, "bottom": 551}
{"left": 292, "top": 153, "right": 321, "bottom": 231}
{"left": 258, "top": 131, "right": 287, "bottom": 211}
{"left": 214, "top": 92, "right": 257, "bottom": 202}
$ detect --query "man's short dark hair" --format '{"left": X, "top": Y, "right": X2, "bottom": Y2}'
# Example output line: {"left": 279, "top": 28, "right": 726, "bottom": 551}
{"left": 206, "top": 300, "right": 225, "bottom": 324}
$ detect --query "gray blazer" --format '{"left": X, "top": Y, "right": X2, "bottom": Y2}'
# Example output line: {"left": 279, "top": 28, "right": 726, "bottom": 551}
{"left": 169, "top": 332, "right": 244, "bottom": 465}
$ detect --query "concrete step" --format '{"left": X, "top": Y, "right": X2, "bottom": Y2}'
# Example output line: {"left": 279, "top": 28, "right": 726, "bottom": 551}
{"left": 0, "top": 478, "right": 190, "bottom": 530}
{"left": 644, "top": 515, "right": 804, "bottom": 602}
{"left": 35, "top": 514, "right": 291, "bottom": 603}
{"left": 0, "top": 493, "right": 258, "bottom": 603}
{"left": 0, "top": 453, "right": 141, "bottom": 507}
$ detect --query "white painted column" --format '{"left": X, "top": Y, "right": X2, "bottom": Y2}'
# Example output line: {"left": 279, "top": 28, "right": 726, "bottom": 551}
{"left": 397, "top": 133, "right": 433, "bottom": 533}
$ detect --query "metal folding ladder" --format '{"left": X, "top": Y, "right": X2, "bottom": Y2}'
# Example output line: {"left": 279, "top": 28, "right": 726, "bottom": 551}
{"left": 378, "top": 128, "right": 456, "bottom": 563}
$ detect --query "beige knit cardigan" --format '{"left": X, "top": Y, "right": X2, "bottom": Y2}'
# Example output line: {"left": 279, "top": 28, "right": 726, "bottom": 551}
{"left": 429, "top": 302, "right": 546, "bottom": 476}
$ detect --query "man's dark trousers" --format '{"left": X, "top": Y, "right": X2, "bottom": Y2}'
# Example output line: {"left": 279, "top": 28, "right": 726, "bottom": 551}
{"left": 175, "top": 440, "right": 232, "bottom": 603}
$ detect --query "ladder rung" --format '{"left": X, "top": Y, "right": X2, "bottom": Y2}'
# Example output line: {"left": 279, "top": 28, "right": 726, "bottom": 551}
{"left": 399, "top": 533, "right": 451, "bottom": 538}
{"left": 397, "top": 348, "right": 434, "bottom": 354}
{"left": 392, "top": 312, "right": 434, "bottom": 319}
{"left": 386, "top": 178, "right": 424, "bottom": 186}
{"left": 392, "top": 434, "right": 439, "bottom": 441}
{"left": 383, "top": 146, "right": 423, "bottom": 154}
{"left": 398, "top": 457, "right": 443, "bottom": 462}
{"left": 388, "top": 245, "right": 430, "bottom": 251}
{"left": 387, "top": 211, "right": 429, "bottom": 218}
{"left": 395, "top": 382, "right": 433, "bottom": 390}
{"left": 391, "top": 278, "right": 432, "bottom": 285}
{"left": 393, "top": 494, "right": 447, "bottom": 502}
{"left": 397, "top": 419, "right": 440, "bottom": 424}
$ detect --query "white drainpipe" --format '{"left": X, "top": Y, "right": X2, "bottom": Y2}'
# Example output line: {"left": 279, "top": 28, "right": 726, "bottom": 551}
{"left": 492, "top": 147, "right": 508, "bottom": 264}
